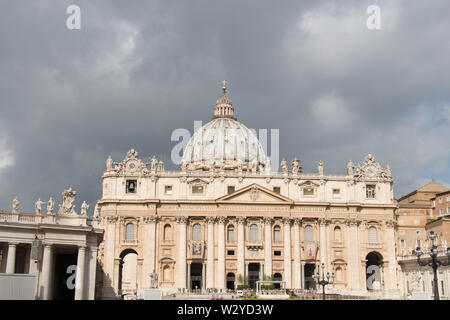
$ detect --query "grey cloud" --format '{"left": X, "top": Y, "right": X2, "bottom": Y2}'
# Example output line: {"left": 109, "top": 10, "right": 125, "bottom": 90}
{"left": 0, "top": 0, "right": 449, "bottom": 212}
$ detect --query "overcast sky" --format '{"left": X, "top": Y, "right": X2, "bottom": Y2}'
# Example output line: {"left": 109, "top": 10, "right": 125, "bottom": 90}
{"left": 0, "top": 0, "right": 449, "bottom": 213}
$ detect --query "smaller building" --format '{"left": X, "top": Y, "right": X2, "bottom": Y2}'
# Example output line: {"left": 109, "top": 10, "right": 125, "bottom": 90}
{"left": 431, "top": 190, "right": 450, "bottom": 218}
{"left": 398, "top": 216, "right": 450, "bottom": 300}
{"left": 396, "top": 180, "right": 449, "bottom": 257}
{"left": 0, "top": 189, "right": 103, "bottom": 300}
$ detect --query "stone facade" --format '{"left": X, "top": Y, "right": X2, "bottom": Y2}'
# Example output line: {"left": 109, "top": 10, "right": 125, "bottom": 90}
{"left": 0, "top": 193, "right": 104, "bottom": 300}
{"left": 97, "top": 85, "right": 400, "bottom": 299}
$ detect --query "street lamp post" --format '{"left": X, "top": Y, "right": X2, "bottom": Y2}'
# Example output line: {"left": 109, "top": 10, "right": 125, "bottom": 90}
{"left": 414, "top": 231, "right": 450, "bottom": 300}
{"left": 313, "top": 263, "right": 335, "bottom": 300}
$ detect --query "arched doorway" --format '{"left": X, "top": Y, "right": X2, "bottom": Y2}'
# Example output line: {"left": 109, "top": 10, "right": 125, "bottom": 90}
{"left": 118, "top": 249, "right": 138, "bottom": 298}
{"left": 273, "top": 273, "right": 282, "bottom": 289}
{"left": 366, "top": 251, "right": 383, "bottom": 291}
{"left": 226, "top": 273, "right": 235, "bottom": 290}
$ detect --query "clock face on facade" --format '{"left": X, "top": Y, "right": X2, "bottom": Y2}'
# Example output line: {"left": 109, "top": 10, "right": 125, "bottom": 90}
{"left": 127, "top": 161, "right": 138, "bottom": 172}
{"left": 365, "top": 165, "right": 376, "bottom": 177}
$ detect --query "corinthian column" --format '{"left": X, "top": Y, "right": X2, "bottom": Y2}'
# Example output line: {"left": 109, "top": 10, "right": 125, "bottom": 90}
{"left": 144, "top": 216, "right": 158, "bottom": 289}
{"left": 346, "top": 218, "right": 361, "bottom": 291}
{"left": 176, "top": 216, "right": 188, "bottom": 289}
{"left": 206, "top": 217, "right": 215, "bottom": 289}
{"left": 217, "top": 217, "right": 226, "bottom": 291}
{"left": 319, "top": 218, "right": 328, "bottom": 267}
{"left": 293, "top": 218, "right": 302, "bottom": 289}
{"left": 385, "top": 219, "right": 398, "bottom": 292}
{"left": 283, "top": 218, "right": 292, "bottom": 288}
{"left": 237, "top": 217, "right": 246, "bottom": 284}
{"left": 104, "top": 216, "right": 117, "bottom": 297}
{"left": 263, "top": 217, "right": 272, "bottom": 278}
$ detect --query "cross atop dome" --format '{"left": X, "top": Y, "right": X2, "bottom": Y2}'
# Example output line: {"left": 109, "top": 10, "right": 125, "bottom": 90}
{"left": 213, "top": 80, "right": 236, "bottom": 120}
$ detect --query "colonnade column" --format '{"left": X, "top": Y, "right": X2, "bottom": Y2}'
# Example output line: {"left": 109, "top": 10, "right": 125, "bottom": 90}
{"left": 319, "top": 218, "right": 328, "bottom": 268}
{"left": 293, "top": 218, "right": 302, "bottom": 289}
{"left": 5, "top": 242, "right": 18, "bottom": 273}
{"left": 206, "top": 217, "right": 215, "bottom": 289}
{"left": 75, "top": 245, "right": 87, "bottom": 300}
{"left": 237, "top": 217, "right": 245, "bottom": 285}
{"left": 87, "top": 246, "right": 99, "bottom": 300}
{"left": 41, "top": 243, "right": 53, "bottom": 300}
{"left": 283, "top": 218, "right": 292, "bottom": 288}
{"left": 144, "top": 216, "right": 157, "bottom": 289}
{"left": 217, "top": 217, "right": 226, "bottom": 291}
{"left": 176, "top": 216, "right": 187, "bottom": 290}
{"left": 263, "top": 217, "right": 272, "bottom": 278}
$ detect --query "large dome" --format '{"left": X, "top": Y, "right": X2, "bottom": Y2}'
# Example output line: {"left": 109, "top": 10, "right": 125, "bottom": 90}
{"left": 181, "top": 83, "right": 269, "bottom": 172}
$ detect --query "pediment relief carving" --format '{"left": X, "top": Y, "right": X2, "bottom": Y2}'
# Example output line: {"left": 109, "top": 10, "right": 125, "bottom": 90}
{"left": 298, "top": 180, "right": 320, "bottom": 188}
{"left": 216, "top": 184, "right": 293, "bottom": 204}
{"left": 186, "top": 178, "right": 210, "bottom": 185}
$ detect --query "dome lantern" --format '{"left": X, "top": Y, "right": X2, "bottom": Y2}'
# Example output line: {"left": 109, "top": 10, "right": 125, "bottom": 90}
{"left": 213, "top": 80, "right": 236, "bottom": 120}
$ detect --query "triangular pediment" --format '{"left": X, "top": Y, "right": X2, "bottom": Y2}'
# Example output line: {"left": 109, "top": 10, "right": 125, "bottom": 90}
{"left": 216, "top": 183, "right": 293, "bottom": 204}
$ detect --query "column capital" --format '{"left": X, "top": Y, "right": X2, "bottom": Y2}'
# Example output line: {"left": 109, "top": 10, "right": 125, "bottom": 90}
{"left": 263, "top": 217, "right": 273, "bottom": 225}
{"left": 282, "top": 217, "right": 292, "bottom": 225}
{"left": 143, "top": 215, "right": 159, "bottom": 224}
{"left": 78, "top": 245, "right": 87, "bottom": 251}
{"left": 293, "top": 218, "right": 302, "bottom": 226}
{"left": 106, "top": 215, "right": 118, "bottom": 224}
{"left": 8, "top": 242, "right": 19, "bottom": 247}
{"left": 206, "top": 216, "right": 216, "bottom": 224}
{"left": 175, "top": 216, "right": 188, "bottom": 224}
{"left": 237, "top": 216, "right": 246, "bottom": 225}
{"left": 318, "top": 218, "right": 331, "bottom": 226}
{"left": 43, "top": 243, "right": 53, "bottom": 249}
{"left": 217, "top": 216, "right": 227, "bottom": 224}
{"left": 344, "top": 218, "right": 360, "bottom": 226}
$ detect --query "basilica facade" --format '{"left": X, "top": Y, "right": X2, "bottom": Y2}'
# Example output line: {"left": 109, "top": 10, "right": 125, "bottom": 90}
{"left": 97, "top": 84, "right": 400, "bottom": 299}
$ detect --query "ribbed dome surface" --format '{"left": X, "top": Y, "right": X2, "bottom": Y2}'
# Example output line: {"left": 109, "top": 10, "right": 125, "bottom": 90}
{"left": 182, "top": 117, "right": 268, "bottom": 168}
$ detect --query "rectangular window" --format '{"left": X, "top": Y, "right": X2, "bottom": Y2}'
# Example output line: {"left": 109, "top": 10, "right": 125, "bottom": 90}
{"left": 303, "top": 188, "right": 314, "bottom": 196}
{"left": 439, "top": 198, "right": 443, "bottom": 203}
{"left": 440, "top": 208, "right": 444, "bottom": 216}
{"left": 274, "top": 250, "right": 281, "bottom": 256}
{"left": 366, "top": 185, "right": 376, "bottom": 198}
{"left": 442, "top": 281, "right": 445, "bottom": 295}
{"left": 192, "top": 185, "right": 204, "bottom": 194}
{"left": 227, "top": 228, "right": 234, "bottom": 241}
{"left": 447, "top": 207, "right": 450, "bottom": 214}
{"left": 227, "top": 186, "right": 235, "bottom": 194}
{"left": 332, "top": 189, "right": 340, "bottom": 198}
{"left": 126, "top": 180, "right": 137, "bottom": 193}
{"left": 273, "top": 187, "right": 281, "bottom": 194}
{"left": 400, "top": 239, "right": 405, "bottom": 248}
{"left": 227, "top": 250, "right": 235, "bottom": 256}
{"left": 164, "top": 185, "right": 173, "bottom": 195}
{"left": 447, "top": 196, "right": 450, "bottom": 202}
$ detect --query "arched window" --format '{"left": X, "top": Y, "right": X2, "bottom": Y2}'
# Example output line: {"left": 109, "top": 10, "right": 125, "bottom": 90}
{"left": 192, "top": 223, "right": 202, "bottom": 241}
{"left": 369, "top": 227, "right": 377, "bottom": 243}
{"left": 125, "top": 223, "right": 135, "bottom": 240}
{"left": 304, "top": 225, "right": 313, "bottom": 242}
{"left": 334, "top": 226, "right": 342, "bottom": 242}
{"left": 250, "top": 224, "right": 259, "bottom": 241}
{"left": 273, "top": 226, "right": 281, "bottom": 242}
{"left": 164, "top": 224, "right": 172, "bottom": 241}
{"left": 227, "top": 225, "right": 235, "bottom": 241}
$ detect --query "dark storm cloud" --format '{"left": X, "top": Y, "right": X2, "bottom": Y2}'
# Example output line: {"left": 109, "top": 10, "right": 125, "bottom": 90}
{"left": 0, "top": 0, "right": 449, "bottom": 212}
